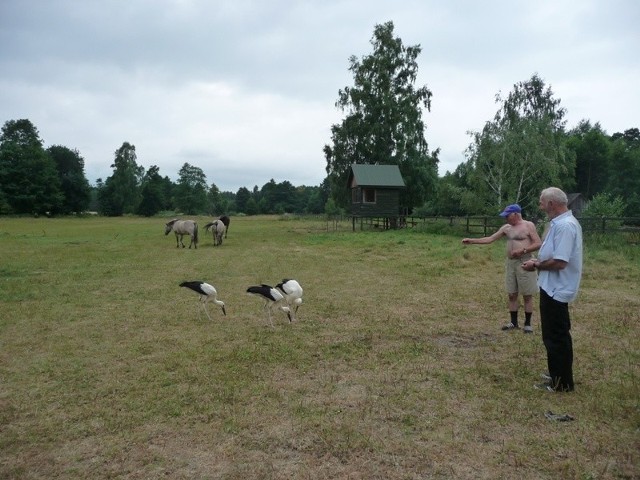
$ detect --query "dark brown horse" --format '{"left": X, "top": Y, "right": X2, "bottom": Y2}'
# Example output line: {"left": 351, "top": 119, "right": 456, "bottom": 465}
{"left": 218, "top": 215, "right": 230, "bottom": 238}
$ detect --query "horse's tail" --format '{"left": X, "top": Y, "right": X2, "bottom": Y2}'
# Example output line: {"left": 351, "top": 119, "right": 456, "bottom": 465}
{"left": 193, "top": 222, "right": 199, "bottom": 245}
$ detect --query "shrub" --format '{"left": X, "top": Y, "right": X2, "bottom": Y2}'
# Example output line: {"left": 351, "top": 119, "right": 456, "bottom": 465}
{"left": 582, "top": 193, "right": 626, "bottom": 218}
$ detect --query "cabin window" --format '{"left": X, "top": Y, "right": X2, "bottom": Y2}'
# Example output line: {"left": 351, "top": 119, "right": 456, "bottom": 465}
{"left": 352, "top": 188, "right": 360, "bottom": 203}
{"left": 363, "top": 188, "right": 376, "bottom": 203}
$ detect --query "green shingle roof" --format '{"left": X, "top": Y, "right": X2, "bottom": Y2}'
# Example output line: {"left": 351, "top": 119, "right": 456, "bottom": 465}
{"left": 348, "top": 164, "right": 405, "bottom": 188}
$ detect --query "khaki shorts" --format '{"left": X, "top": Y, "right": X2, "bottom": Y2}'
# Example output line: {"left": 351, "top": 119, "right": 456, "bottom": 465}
{"left": 505, "top": 255, "right": 538, "bottom": 295}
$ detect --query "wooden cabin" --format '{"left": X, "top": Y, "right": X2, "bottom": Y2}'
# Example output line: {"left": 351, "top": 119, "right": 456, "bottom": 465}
{"left": 567, "top": 193, "right": 586, "bottom": 217}
{"left": 347, "top": 164, "right": 406, "bottom": 229}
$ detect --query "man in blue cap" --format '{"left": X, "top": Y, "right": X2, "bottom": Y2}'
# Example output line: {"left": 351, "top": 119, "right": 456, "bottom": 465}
{"left": 462, "top": 204, "right": 542, "bottom": 332}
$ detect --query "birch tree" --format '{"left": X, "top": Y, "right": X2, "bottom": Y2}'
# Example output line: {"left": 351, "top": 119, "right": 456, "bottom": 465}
{"left": 324, "top": 21, "right": 438, "bottom": 210}
{"left": 466, "top": 74, "right": 574, "bottom": 214}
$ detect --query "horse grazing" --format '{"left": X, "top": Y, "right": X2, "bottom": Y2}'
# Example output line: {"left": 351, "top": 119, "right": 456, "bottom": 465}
{"left": 165, "top": 219, "right": 198, "bottom": 249}
{"left": 204, "top": 219, "right": 226, "bottom": 246}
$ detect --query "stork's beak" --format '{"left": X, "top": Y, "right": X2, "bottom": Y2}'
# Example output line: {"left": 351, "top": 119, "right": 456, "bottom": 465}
{"left": 222, "top": 306, "right": 227, "bottom": 316}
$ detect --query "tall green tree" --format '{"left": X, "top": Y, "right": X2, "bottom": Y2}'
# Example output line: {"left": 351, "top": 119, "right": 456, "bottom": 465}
{"left": 220, "top": 191, "right": 236, "bottom": 214}
{"left": 611, "top": 127, "right": 640, "bottom": 147}
{"left": 466, "top": 74, "right": 574, "bottom": 214}
{"left": 207, "top": 182, "right": 231, "bottom": 215}
{"left": 175, "top": 163, "right": 208, "bottom": 214}
{"left": 0, "top": 119, "right": 63, "bottom": 215}
{"left": 137, "top": 165, "right": 166, "bottom": 217}
{"left": 98, "top": 142, "right": 144, "bottom": 216}
{"left": 567, "top": 121, "right": 611, "bottom": 199}
{"left": 607, "top": 128, "right": 640, "bottom": 216}
{"left": 47, "top": 145, "right": 91, "bottom": 214}
{"left": 323, "top": 21, "right": 438, "bottom": 210}
{"left": 259, "top": 179, "right": 297, "bottom": 213}
{"left": 235, "top": 187, "right": 251, "bottom": 213}
{"left": 160, "top": 175, "right": 175, "bottom": 211}
{"left": 303, "top": 186, "right": 324, "bottom": 214}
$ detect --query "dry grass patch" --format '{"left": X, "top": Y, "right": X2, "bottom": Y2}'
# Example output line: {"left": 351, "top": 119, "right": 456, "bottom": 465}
{"left": 0, "top": 216, "right": 638, "bottom": 479}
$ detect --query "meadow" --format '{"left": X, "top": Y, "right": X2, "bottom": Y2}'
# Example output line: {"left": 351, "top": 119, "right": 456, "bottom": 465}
{"left": 0, "top": 215, "right": 638, "bottom": 479}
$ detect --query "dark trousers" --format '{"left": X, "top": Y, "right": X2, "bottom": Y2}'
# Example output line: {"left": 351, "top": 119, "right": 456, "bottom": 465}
{"left": 540, "top": 288, "right": 574, "bottom": 391}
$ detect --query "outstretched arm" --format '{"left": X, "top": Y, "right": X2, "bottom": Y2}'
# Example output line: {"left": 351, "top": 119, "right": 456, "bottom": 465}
{"left": 462, "top": 225, "right": 507, "bottom": 245}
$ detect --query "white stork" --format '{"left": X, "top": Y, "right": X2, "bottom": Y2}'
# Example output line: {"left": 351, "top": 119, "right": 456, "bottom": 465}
{"left": 179, "top": 281, "right": 226, "bottom": 319}
{"left": 246, "top": 284, "right": 292, "bottom": 327}
{"left": 276, "top": 279, "right": 303, "bottom": 319}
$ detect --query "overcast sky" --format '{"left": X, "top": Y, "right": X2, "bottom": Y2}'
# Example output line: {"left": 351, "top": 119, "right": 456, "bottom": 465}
{"left": 1, "top": 0, "right": 638, "bottom": 192}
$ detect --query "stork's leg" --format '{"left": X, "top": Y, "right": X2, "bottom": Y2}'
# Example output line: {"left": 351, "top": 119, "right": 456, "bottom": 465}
{"left": 202, "top": 301, "right": 212, "bottom": 320}
{"left": 264, "top": 303, "right": 274, "bottom": 328}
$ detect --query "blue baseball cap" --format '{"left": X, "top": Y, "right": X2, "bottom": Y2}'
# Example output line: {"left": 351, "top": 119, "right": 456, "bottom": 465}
{"left": 499, "top": 204, "right": 522, "bottom": 217}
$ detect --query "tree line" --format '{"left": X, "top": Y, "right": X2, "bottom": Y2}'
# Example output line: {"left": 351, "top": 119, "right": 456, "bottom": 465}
{"left": 0, "top": 120, "right": 329, "bottom": 217}
{"left": 93, "top": 140, "right": 331, "bottom": 217}
{"left": 1, "top": 21, "right": 638, "bottom": 218}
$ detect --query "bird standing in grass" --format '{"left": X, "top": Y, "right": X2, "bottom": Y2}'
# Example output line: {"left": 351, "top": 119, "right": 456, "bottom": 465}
{"left": 276, "top": 279, "right": 303, "bottom": 320}
{"left": 246, "top": 284, "right": 292, "bottom": 327}
{"left": 179, "top": 281, "right": 226, "bottom": 319}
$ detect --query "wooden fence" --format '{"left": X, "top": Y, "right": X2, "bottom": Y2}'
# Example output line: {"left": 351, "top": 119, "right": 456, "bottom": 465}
{"left": 411, "top": 215, "right": 640, "bottom": 235}
{"left": 335, "top": 214, "right": 640, "bottom": 236}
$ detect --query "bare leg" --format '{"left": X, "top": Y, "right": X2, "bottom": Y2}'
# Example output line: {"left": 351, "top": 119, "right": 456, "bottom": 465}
{"left": 508, "top": 292, "right": 519, "bottom": 312}
{"left": 523, "top": 294, "right": 534, "bottom": 314}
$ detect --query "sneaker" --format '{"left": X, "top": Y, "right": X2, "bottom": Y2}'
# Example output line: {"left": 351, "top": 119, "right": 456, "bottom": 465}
{"left": 544, "top": 411, "right": 575, "bottom": 422}
{"left": 534, "top": 383, "right": 555, "bottom": 392}
{"left": 501, "top": 323, "right": 520, "bottom": 331}
{"left": 541, "top": 373, "right": 552, "bottom": 382}
{"left": 523, "top": 325, "right": 533, "bottom": 333}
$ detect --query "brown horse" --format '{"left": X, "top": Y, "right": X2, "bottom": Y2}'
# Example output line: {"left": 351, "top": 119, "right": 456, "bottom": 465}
{"left": 218, "top": 215, "right": 230, "bottom": 238}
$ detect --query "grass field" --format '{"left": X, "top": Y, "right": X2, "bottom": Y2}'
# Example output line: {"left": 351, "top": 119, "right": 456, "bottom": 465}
{"left": 0, "top": 215, "right": 638, "bottom": 479}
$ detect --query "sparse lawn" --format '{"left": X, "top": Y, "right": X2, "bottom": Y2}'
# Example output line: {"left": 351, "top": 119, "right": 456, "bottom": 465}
{"left": 0, "top": 215, "right": 638, "bottom": 479}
